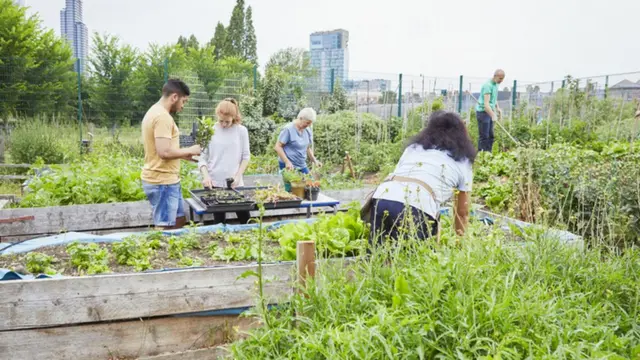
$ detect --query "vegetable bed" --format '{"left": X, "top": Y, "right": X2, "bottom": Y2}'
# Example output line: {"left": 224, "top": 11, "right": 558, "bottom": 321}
{"left": 0, "top": 208, "right": 368, "bottom": 277}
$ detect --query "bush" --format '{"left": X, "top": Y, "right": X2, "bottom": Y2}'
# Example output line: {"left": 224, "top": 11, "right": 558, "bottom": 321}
{"left": 243, "top": 116, "right": 277, "bottom": 156}
{"left": 313, "top": 111, "right": 391, "bottom": 165}
{"left": 8, "top": 120, "right": 69, "bottom": 164}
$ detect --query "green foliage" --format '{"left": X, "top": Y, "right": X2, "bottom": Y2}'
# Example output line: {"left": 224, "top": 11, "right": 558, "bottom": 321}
{"left": 25, "top": 252, "right": 57, "bottom": 275}
{"left": 195, "top": 116, "right": 215, "bottom": 148}
{"left": 231, "top": 229, "right": 640, "bottom": 358}
{"left": 167, "top": 229, "right": 200, "bottom": 259}
{"left": 324, "top": 81, "right": 349, "bottom": 114}
{"left": 210, "top": 22, "right": 227, "bottom": 60}
{"left": 86, "top": 33, "right": 146, "bottom": 127}
{"left": 66, "top": 242, "right": 110, "bottom": 275}
{"left": 243, "top": 6, "right": 257, "bottom": 64}
{"left": 19, "top": 152, "right": 199, "bottom": 208}
{"left": 378, "top": 90, "right": 397, "bottom": 104}
{"left": 112, "top": 235, "right": 159, "bottom": 272}
{"left": 8, "top": 119, "right": 67, "bottom": 164}
{"left": 0, "top": 0, "right": 76, "bottom": 122}
{"left": 261, "top": 48, "right": 315, "bottom": 118}
{"left": 313, "top": 111, "right": 393, "bottom": 165}
{"left": 243, "top": 115, "right": 277, "bottom": 156}
{"left": 224, "top": 0, "right": 245, "bottom": 58}
{"left": 272, "top": 205, "right": 367, "bottom": 260}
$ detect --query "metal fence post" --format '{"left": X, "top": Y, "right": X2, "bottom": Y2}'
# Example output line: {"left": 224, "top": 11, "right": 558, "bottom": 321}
{"left": 398, "top": 73, "right": 403, "bottom": 118}
{"left": 163, "top": 58, "right": 169, "bottom": 83}
{"left": 253, "top": 65, "right": 258, "bottom": 93}
{"left": 330, "top": 69, "right": 335, "bottom": 94}
{"left": 457, "top": 75, "right": 463, "bottom": 114}
{"left": 77, "top": 59, "right": 83, "bottom": 156}
{"left": 511, "top": 80, "right": 517, "bottom": 112}
{"left": 561, "top": 80, "right": 566, "bottom": 89}
{"left": 604, "top": 75, "right": 609, "bottom": 99}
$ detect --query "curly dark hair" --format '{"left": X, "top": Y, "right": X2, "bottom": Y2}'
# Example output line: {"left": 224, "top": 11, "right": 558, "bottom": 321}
{"left": 407, "top": 111, "right": 477, "bottom": 163}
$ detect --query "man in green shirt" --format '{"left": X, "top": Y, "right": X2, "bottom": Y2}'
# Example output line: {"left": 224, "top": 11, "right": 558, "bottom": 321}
{"left": 476, "top": 69, "right": 505, "bottom": 152}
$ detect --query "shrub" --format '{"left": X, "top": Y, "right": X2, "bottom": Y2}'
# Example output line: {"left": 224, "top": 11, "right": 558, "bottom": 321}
{"left": 244, "top": 116, "right": 277, "bottom": 156}
{"left": 312, "top": 111, "right": 391, "bottom": 165}
{"left": 8, "top": 120, "right": 68, "bottom": 164}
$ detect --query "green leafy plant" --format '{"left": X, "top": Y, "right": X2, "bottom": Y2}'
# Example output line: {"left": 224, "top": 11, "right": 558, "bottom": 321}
{"left": 112, "top": 235, "right": 157, "bottom": 272}
{"left": 66, "top": 242, "right": 110, "bottom": 275}
{"left": 24, "top": 252, "right": 57, "bottom": 275}
{"left": 196, "top": 116, "right": 216, "bottom": 148}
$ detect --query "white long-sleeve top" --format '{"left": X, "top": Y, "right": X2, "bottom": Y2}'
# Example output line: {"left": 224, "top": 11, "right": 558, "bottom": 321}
{"left": 198, "top": 123, "right": 251, "bottom": 187}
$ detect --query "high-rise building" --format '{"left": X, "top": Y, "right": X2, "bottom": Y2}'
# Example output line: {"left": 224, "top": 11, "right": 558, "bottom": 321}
{"left": 309, "top": 29, "right": 349, "bottom": 92}
{"left": 60, "top": 0, "right": 88, "bottom": 73}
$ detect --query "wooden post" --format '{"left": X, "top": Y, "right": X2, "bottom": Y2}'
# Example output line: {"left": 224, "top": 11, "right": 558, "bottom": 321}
{"left": 296, "top": 241, "right": 316, "bottom": 293}
{"left": 345, "top": 152, "right": 356, "bottom": 180}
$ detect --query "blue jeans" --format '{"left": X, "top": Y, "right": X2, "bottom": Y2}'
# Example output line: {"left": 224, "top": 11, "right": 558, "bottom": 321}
{"left": 477, "top": 111, "right": 494, "bottom": 152}
{"left": 142, "top": 181, "right": 185, "bottom": 227}
{"left": 278, "top": 161, "right": 309, "bottom": 174}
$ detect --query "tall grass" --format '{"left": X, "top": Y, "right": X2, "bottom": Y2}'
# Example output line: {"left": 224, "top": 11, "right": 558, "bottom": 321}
{"left": 230, "top": 219, "right": 640, "bottom": 359}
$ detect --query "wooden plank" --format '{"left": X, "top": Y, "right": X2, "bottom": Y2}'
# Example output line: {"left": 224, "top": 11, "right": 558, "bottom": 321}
{"left": 0, "top": 188, "right": 372, "bottom": 239}
{"left": 0, "top": 200, "right": 155, "bottom": 237}
{"left": 0, "top": 314, "right": 256, "bottom": 360}
{"left": 0, "top": 263, "right": 294, "bottom": 331}
{"left": 138, "top": 347, "right": 229, "bottom": 360}
{"left": 0, "top": 164, "right": 31, "bottom": 168}
{"left": 0, "top": 175, "right": 28, "bottom": 180}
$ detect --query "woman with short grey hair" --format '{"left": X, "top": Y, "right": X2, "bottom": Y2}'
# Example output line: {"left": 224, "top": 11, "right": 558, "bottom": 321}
{"left": 274, "top": 107, "right": 322, "bottom": 174}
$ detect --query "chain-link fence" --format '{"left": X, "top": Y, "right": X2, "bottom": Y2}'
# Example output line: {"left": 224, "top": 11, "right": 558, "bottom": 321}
{"left": 2, "top": 55, "right": 639, "bottom": 140}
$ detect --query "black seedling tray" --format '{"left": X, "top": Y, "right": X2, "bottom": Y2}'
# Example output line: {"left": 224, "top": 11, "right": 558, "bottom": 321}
{"left": 190, "top": 188, "right": 255, "bottom": 212}
{"left": 190, "top": 186, "right": 303, "bottom": 212}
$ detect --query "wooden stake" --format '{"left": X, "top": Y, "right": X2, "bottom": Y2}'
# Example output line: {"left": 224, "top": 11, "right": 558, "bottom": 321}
{"left": 296, "top": 240, "right": 316, "bottom": 294}
{"left": 345, "top": 151, "right": 356, "bottom": 180}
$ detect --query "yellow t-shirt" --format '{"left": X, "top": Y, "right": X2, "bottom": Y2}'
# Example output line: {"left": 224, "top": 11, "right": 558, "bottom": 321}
{"left": 141, "top": 103, "right": 180, "bottom": 185}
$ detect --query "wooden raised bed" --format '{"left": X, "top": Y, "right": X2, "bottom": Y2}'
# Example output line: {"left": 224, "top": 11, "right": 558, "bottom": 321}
{"left": 0, "top": 261, "right": 298, "bottom": 359}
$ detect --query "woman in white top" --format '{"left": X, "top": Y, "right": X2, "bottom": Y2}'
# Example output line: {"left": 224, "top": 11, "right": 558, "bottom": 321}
{"left": 198, "top": 98, "right": 251, "bottom": 224}
{"left": 370, "top": 111, "right": 476, "bottom": 243}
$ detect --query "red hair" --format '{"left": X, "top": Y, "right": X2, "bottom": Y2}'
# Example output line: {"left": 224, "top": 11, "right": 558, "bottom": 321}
{"left": 215, "top": 98, "right": 242, "bottom": 124}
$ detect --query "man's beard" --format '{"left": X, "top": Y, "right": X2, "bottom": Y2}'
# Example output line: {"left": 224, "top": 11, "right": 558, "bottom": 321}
{"left": 169, "top": 103, "right": 180, "bottom": 114}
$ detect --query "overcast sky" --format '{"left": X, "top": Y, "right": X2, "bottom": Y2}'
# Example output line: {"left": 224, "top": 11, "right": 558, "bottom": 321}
{"left": 23, "top": 0, "right": 640, "bottom": 86}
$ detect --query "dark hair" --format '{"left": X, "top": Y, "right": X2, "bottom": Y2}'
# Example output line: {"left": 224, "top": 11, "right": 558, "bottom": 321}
{"left": 162, "top": 78, "right": 190, "bottom": 97}
{"left": 408, "top": 111, "right": 477, "bottom": 163}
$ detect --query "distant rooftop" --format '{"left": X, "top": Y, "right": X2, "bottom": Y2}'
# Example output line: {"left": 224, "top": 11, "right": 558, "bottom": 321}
{"left": 310, "top": 29, "right": 349, "bottom": 35}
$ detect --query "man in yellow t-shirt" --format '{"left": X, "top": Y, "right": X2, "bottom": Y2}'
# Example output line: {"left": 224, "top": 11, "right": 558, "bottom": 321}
{"left": 141, "top": 79, "right": 201, "bottom": 229}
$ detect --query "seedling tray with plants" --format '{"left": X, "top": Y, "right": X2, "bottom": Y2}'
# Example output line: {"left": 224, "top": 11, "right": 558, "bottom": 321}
{"left": 190, "top": 186, "right": 303, "bottom": 212}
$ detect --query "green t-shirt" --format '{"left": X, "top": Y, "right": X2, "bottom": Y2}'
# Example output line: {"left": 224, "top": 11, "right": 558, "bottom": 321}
{"left": 476, "top": 80, "right": 498, "bottom": 112}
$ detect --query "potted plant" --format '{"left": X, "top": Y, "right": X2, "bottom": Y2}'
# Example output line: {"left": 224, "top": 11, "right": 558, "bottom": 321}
{"left": 304, "top": 179, "right": 321, "bottom": 201}
{"left": 281, "top": 169, "right": 303, "bottom": 194}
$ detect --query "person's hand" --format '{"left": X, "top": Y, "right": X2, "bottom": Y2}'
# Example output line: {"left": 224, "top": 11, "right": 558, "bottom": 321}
{"left": 285, "top": 161, "right": 294, "bottom": 171}
{"left": 201, "top": 176, "right": 214, "bottom": 189}
{"left": 231, "top": 175, "right": 241, "bottom": 188}
{"left": 313, "top": 160, "right": 323, "bottom": 168}
{"left": 635, "top": 109, "right": 640, "bottom": 118}
{"left": 491, "top": 113, "right": 498, "bottom": 122}
{"left": 188, "top": 145, "right": 202, "bottom": 156}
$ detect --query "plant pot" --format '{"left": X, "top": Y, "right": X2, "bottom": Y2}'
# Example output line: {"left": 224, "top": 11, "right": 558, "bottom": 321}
{"left": 304, "top": 187, "right": 320, "bottom": 201}
{"left": 284, "top": 182, "right": 292, "bottom": 193}
{"left": 290, "top": 182, "right": 305, "bottom": 199}
{"left": 225, "top": 177, "right": 234, "bottom": 189}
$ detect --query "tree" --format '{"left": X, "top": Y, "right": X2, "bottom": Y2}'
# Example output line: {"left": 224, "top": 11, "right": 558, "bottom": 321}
{"left": 379, "top": 91, "right": 397, "bottom": 104}
{"left": 243, "top": 6, "right": 257, "bottom": 64}
{"left": 0, "top": 0, "right": 76, "bottom": 124}
{"left": 261, "top": 48, "right": 316, "bottom": 117}
{"left": 325, "top": 80, "right": 348, "bottom": 114}
{"left": 177, "top": 34, "right": 199, "bottom": 52}
{"left": 224, "top": 0, "right": 245, "bottom": 58}
{"left": 87, "top": 33, "right": 145, "bottom": 126}
{"left": 210, "top": 22, "right": 227, "bottom": 60}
